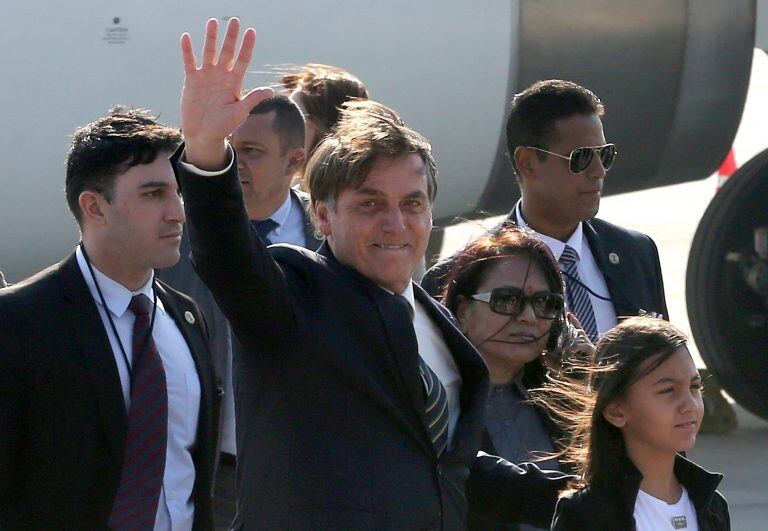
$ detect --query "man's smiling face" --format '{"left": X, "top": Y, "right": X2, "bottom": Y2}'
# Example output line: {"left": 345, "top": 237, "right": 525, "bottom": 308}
{"left": 315, "top": 153, "right": 432, "bottom": 293}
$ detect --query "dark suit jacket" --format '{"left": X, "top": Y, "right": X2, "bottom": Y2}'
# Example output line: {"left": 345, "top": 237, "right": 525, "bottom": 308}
{"left": 422, "top": 203, "right": 669, "bottom": 320}
{"left": 158, "top": 187, "right": 322, "bottom": 384}
{"left": 0, "top": 253, "right": 220, "bottom": 531}
{"left": 175, "top": 152, "right": 569, "bottom": 530}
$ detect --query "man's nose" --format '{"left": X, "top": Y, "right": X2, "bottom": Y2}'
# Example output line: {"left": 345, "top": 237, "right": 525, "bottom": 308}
{"left": 382, "top": 207, "right": 406, "bottom": 232}
{"left": 169, "top": 192, "right": 186, "bottom": 224}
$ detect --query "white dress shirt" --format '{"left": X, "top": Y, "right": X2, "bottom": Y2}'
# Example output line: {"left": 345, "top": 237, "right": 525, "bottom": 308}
{"left": 400, "top": 283, "right": 463, "bottom": 445}
{"left": 259, "top": 191, "right": 307, "bottom": 247}
{"left": 515, "top": 204, "right": 618, "bottom": 337}
{"left": 76, "top": 247, "right": 201, "bottom": 531}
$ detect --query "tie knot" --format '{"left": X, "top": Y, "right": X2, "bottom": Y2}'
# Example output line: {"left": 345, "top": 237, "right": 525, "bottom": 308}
{"left": 560, "top": 245, "right": 579, "bottom": 265}
{"left": 129, "top": 293, "right": 153, "bottom": 317}
{"left": 251, "top": 218, "right": 278, "bottom": 242}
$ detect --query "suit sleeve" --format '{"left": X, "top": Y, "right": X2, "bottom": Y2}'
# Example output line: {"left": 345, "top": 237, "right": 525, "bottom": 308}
{"left": 0, "top": 305, "right": 25, "bottom": 527}
{"left": 467, "top": 452, "right": 572, "bottom": 528}
{"left": 173, "top": 146, "right": 295, "bottom": 353}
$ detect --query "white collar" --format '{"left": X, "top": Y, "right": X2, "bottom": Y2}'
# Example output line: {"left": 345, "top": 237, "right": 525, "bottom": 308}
{"left": 515, "top": 203, "right": 585, "bottom": 261}
{"left": 76, "top": 246, "right": 164, "bottom": 318}
{"left": 260, "top": 192, "right": 294, "bottom": 235}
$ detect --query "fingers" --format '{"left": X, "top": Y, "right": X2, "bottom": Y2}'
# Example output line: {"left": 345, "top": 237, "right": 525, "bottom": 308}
{"left": 217, "top": 17, "right": 241, "bottom": 69}
{"left": 202, "top": 18, "right": 219, "bottom": 66}
{"left": 567, "top": 312, "right": 585, "bottom": 331}
{"left": 232, "top": 27, "right": 257, "bottom": 79}
{"left": 240, "top": 86, "right": 275, "bottom": 112}
{"left": 180, "top": 33, "right": 198, "bottom": 73}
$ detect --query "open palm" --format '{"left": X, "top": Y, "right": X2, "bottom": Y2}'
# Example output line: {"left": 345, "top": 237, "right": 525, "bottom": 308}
{"left": 180, "top": 18, "right": 273, "bottom": 151}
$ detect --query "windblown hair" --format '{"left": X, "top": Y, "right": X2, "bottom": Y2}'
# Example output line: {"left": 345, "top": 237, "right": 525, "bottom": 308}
{"left": 441, "top": 225, "right": 570, "bottom": 388}
{"left": 280, "top": 63, "right": 369, "bottom": 152}
{"left": 506, "top": 79, "right": 604, "bottom": 176}
{"left": 65, "top": 107, "right": 181, "bottom": 223}
{"left": 306, "top": 100, "right": 437, "bottom": 211}
{"left": 535, "top": 316, "right": 689, "bottom": 490}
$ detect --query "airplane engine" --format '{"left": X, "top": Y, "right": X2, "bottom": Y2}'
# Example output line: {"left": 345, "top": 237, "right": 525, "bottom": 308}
{"left": 687, "top": 148, "right": 768, "bottom": 419}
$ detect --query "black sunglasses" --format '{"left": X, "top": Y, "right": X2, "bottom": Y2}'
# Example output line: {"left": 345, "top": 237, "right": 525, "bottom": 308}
{"left": 469, "top": 287, "right": 564, "bottom": 319}
{"left": 526, "top": 143, "right": 617, "bottom": 174}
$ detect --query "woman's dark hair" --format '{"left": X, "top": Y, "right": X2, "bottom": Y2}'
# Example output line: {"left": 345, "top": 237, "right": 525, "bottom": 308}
{"left": 280, "top": 64, "right": 369, "bottom": 152}
{"left": 538, "top": 316, "right": 688, "bottom": 489}
{"left": 441, "top": 224, "right": 567, "bottom": 388}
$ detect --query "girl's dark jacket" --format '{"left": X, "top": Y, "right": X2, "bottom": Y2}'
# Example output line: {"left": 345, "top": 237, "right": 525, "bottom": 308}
{"left": 551, "top": 454, "right": 729, "bottom": 530}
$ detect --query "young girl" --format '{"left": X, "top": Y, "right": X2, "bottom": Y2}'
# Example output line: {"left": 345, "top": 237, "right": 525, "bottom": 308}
{"left": 547, "top": 316, "right": 730, "bottom": 530}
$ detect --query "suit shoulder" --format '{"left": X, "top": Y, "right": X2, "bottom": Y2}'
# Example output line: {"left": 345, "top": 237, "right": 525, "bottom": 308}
{"left": 0, "top": 262, "right": 62, "bottom": 313}
{"left": 269, "top": 243, "right": 325, "bottom": 266}
{"left": 589, "top": 217, "right": 658, "bottom": 249}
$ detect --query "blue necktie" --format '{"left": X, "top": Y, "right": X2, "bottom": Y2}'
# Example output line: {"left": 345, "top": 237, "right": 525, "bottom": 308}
{"left": 559, "top": 245, "right": 599, "bottom": 342}
{"left": 251, "top": 218, "right": 278, "bottom": 245}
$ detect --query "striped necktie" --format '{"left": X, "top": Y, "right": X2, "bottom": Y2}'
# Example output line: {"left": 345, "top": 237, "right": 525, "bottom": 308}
{"left": 109, "top": 294, "right": 168, "bottom": 531}
{"left": 395, "top": 294, "right": 449, "bottom": 455}
{"left": 559, "top": 245, "right": 599, "bottom": 342}
{"left": 418, "top": 356, "right": 449, "bottom": 455}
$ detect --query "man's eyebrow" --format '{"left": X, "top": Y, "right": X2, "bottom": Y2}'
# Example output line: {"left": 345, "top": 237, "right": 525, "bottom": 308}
{"left": 354, "top": 188, "right": 386, "bottom": 196}
{"left": 353, "top": 188, "right": 428, "bottom": 198}
{"left": 138, "top": 181, "right": 171, "bottom": 189}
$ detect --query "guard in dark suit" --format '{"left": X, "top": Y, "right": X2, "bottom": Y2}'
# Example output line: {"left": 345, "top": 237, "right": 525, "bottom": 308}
{"left": 0, "top": 109, "right": 219, "bottom": 530}
{"left": 174, "top": 19, "right": 568, "bottom": 530}
{"left": 423, "top": 79, "right": 668, "bottom": 335}
{"left": 158, "top": 94, "right": 321, "bottom": 529}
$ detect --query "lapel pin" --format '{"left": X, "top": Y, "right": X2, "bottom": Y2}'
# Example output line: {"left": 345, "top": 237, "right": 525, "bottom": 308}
{"left": 184, "top": 311, "right": 195, "bottom": 324}
{"left": 608, "top": 252, "right": 620, "bottom": 265}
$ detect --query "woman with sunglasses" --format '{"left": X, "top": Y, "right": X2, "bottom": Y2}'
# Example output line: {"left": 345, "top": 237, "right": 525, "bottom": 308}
{"left": 441, "top": 225, "right": 592, "bottom": 531}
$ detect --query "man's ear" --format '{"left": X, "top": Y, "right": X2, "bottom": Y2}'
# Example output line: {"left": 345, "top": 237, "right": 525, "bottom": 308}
{"left": 285, "top": 147, "right": 305, "bottom": 175}
{"left": 314, "top": 201, "right": 332, "bottom": 237}
{"left": 78, "top": 191, "right": 108, "bottom": 226}
{"left": 513, "top": 146, "right": 536, "bottom": 181}
{"left": 602, "top": 399, "right": 627, "bottom": 428}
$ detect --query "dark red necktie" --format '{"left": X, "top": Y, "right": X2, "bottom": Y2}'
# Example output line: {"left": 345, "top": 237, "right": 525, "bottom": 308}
{"left": 108, "top": 294, "right": 168, "bottom": 530}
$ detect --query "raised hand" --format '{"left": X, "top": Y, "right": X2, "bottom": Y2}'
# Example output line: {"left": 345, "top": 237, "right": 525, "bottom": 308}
{"left": 180, "top": 18, "right": 273, "bottom": 170}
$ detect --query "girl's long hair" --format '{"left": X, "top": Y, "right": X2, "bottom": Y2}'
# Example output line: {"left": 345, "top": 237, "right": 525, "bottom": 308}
{"left": 531, "top": 316, "right": 688, "bottom": 489}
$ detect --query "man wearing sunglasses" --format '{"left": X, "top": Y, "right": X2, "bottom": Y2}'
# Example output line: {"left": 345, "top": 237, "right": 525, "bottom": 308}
{"left": 424, "top": 79, "right": 668, "bottom": 340}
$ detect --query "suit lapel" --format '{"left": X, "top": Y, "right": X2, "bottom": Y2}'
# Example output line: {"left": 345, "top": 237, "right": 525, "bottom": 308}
{"left": 155, "top": 282, "right": 216, "bottom": 420}
{"left": 154, "top": 282, "right": 218, "bottom": 477}
{"left": 583, "top": 221, "right": 638, "bottom": 316}
{"left": 58, "top": 253, "right": 128, "bottom": 467}
{"left": 318, "top": 244, "right": 435, "bottom": 454}
{"left": 413, "top": 286, "right": 489, "bottom": 458}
